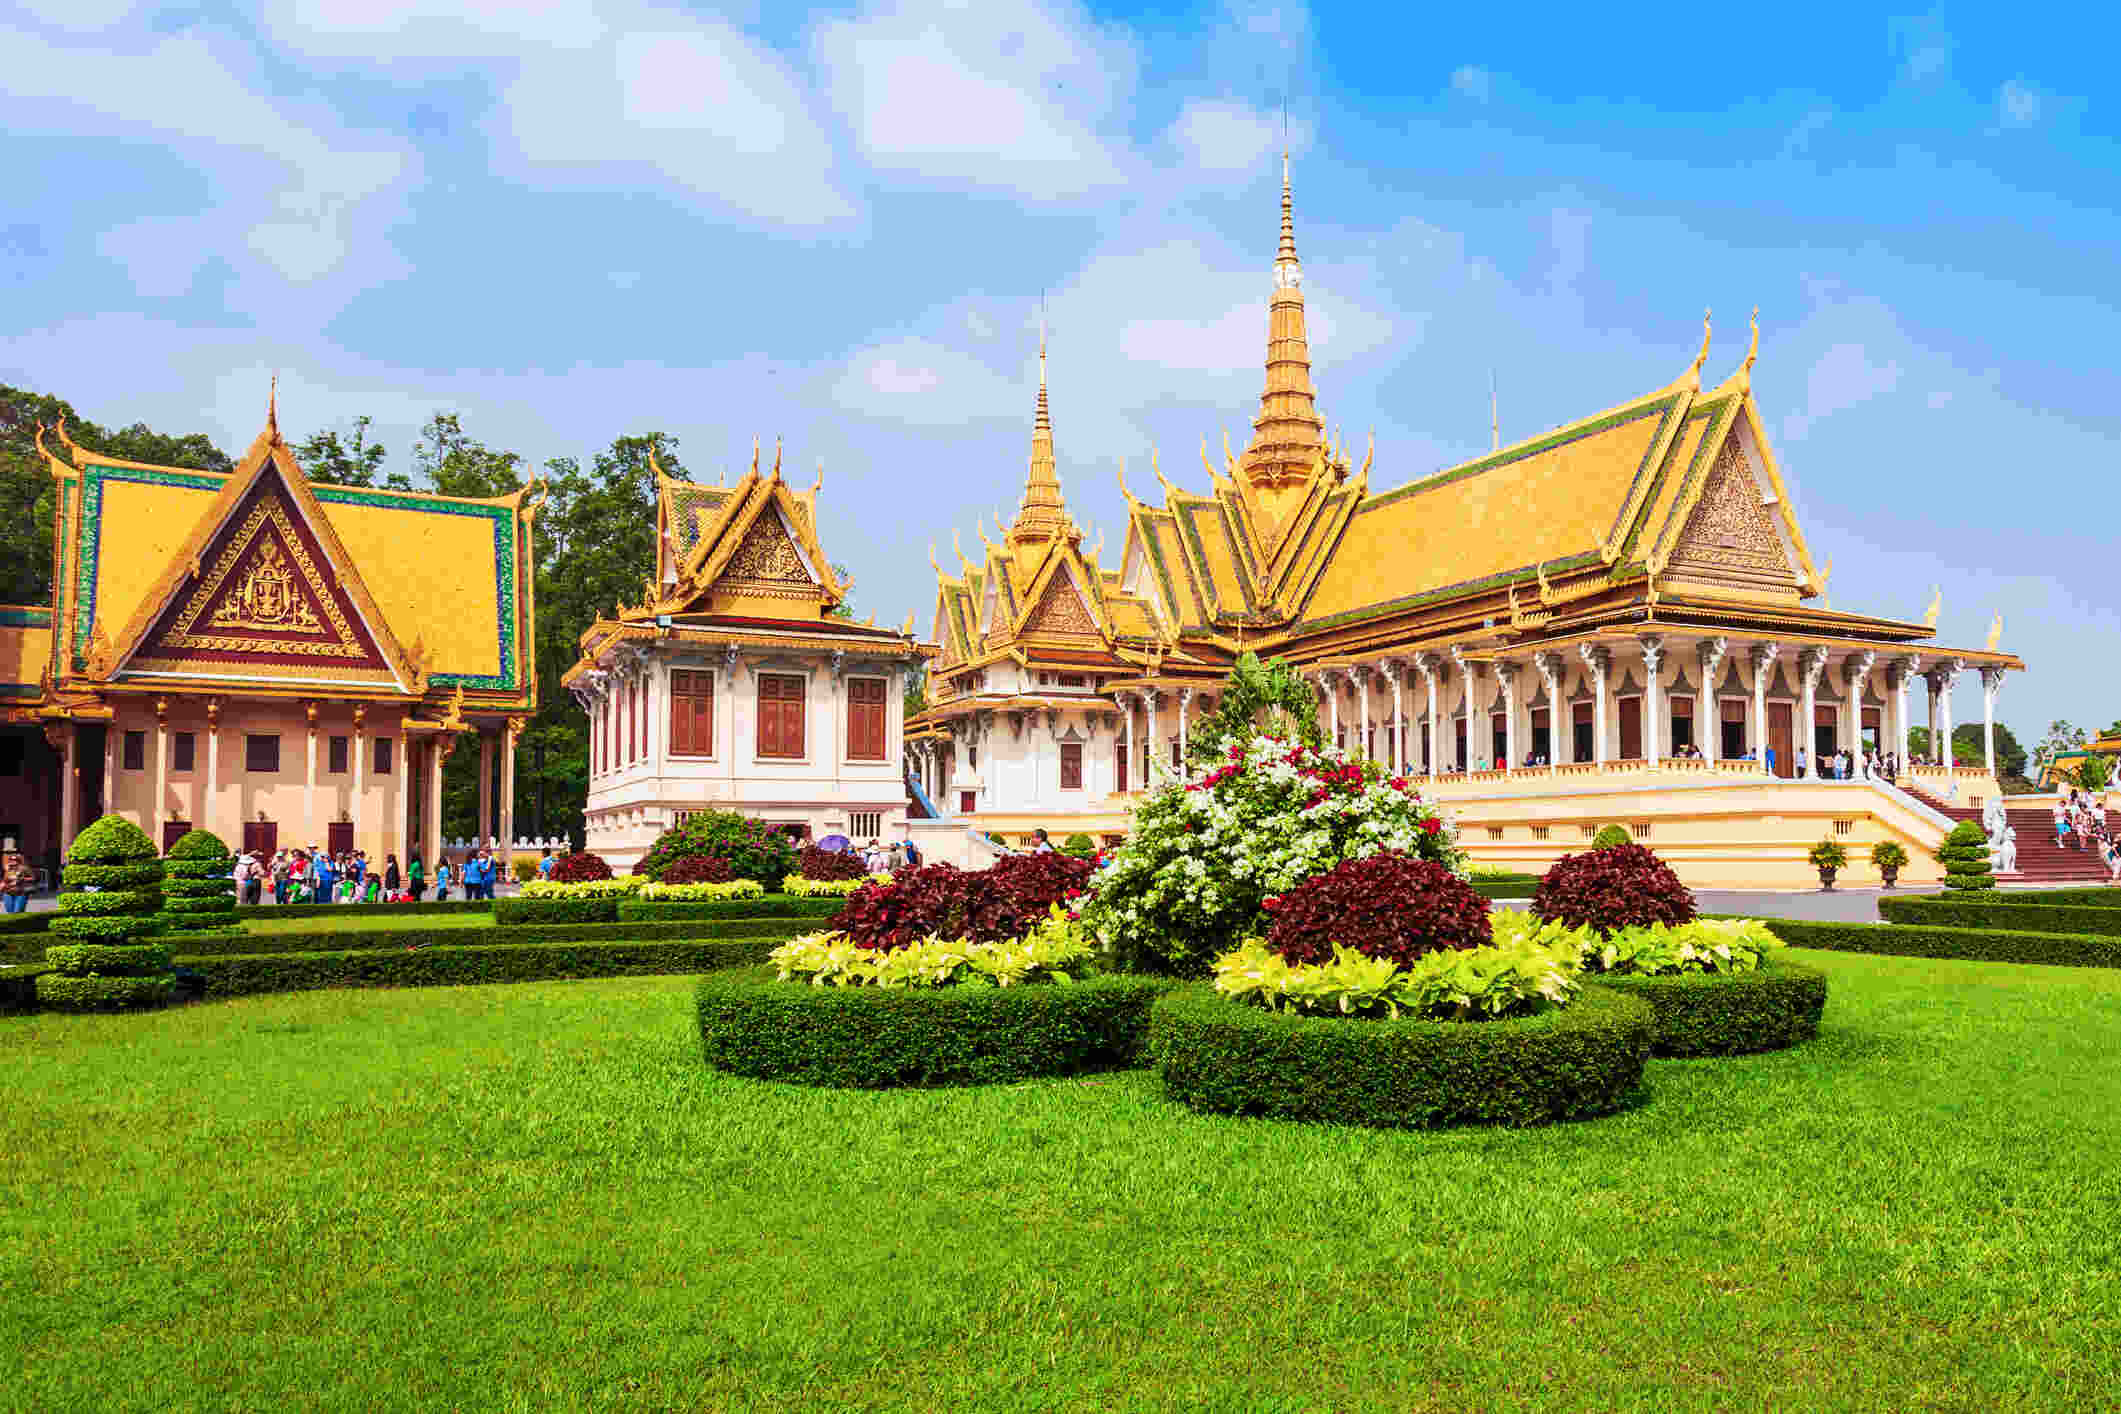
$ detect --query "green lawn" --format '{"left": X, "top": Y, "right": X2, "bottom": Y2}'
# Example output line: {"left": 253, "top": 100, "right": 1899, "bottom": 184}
{"left": 4, "top": 954, "right": 2119, "bottom": 1411}
{"left": 239, "top": 910, "right": 491, "bottom": 935}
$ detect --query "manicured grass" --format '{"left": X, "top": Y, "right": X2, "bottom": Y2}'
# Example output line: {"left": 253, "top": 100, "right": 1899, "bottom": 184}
{"left": 241, "top": 910, "right": 492, "bottom": 935}
{"left": 4, "top": 954, "right": 2119, "bottom": 1410}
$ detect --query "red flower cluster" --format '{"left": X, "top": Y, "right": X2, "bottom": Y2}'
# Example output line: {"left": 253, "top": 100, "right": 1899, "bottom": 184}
{"left": 549, "top": 850, "right": 613, "bottom": 883}
{"left": 831, "top": 851, "right": 1095, "bottom": 952}
{"left": 1530, "top": 843, "right": 1696, "bottom": 935}
{"left": 1264, "top": 851, "right": 1492, "bottom": 967}
{"left": 797, "top": 843, "right": 870, "bottom": 881}
{"left": 659, "top": 854, "right": 734, "bottom": 885}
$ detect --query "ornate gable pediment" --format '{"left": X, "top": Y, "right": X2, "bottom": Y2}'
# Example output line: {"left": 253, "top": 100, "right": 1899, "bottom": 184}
{"left": 1664, "top": 437, "right": 1799, "bottom": 592}
{"left": 716, "top": 507, "right": 818, "bottom": 596}
{"left": 1019, "top": 564, "right": 1100, "bottom": 641}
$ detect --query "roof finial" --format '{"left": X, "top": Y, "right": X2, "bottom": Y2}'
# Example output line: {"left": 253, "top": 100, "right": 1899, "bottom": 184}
{"left": 1739, "top": 306, "right": 1760, "bottom": 385}
{"left": 267, "top": 372, "right": 279, "bottom": 438}
{"left": 771, "top": 436, "right": 783, "bottom": 481}
{"left": 1689, "top": 308, "right": 1712, "bottom": 379}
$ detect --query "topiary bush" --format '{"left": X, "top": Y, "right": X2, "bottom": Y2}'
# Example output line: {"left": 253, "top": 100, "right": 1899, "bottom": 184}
{"left": 1061, "top": 832, "right": 1097, "bottom": 860}
{"left": 1591, "top": 824, "right": 1633, "bottom": 850}
{"left": 1149, "top": 984, "right": 1653, "bottom": 1128}
{"left": 659, "top": 854, "right": 735, "bottom": 885}
{"left": 798, "top": 843, "right": 868, "bottom": 882}
{"left": 1939, "top": 821, "right": 1995, "bottom": 891}
{"left": 832, "top": 853, "right": 1095, "bottom": 952}
{"left": 159, "top": 828, "right": 237, "bottom": 934}
{"left": 549, "top": 851, "right": 613, "bottom": 884}
{"left": 1531, "top": 843, "right": 1696, "bottom": 936}
{"left": 1262, "top": 851, "right": 1491, "bottom": 967}
{"left": 40, "top": 814, "right": 175, "bottom": 1012}
{"left": 634, "top": 810, "right": 797, "bottom": 887}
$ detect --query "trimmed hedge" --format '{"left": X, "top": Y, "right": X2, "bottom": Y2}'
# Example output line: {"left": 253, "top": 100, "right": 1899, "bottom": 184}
{"left": 0, "top": 913, "right": 50, "bottom": 936}
{"left": 695, "top": 969, "right": 1174, "bottom": 1088}
{"left": 1877, "top": 896, "right": 2121, "bottom": 937}
{"left": 1767, "top": 919, "right": 2121, "bottom": 969}
{"left": 251, "top": 900, "right": 494, "bottom": 920}
{"left": 54, "top": 862, "right": 163, "bottom": 890}
{"left": 1585, "top": 960, "right": 1827, "bottom": 1057}
{"left": 616, "top": 898, "right": 844, "bottom": 924}
{"left": 46, "top": 914, "right": 163, "bottom": 942}
{"left": 167, "top": 917, "right": 816, "bottom": 958}
{"left": 43, "top": 942, "right": 174, "bottom": 976}
{"left": 34, "top": 973, "right": 178, "bottom": 1011}
{"left": 1955, "top": 887, "right": 2121, "bottom": 909}
{"left": 188, "top": 937, "right": 778, "bottom": 998}
{"left": 494, "top": 898, "right": 617, "bottom": 926}
{"left": 55, "top": 889, "right": 160, "bottom": 916}
{"left": 1472, "top": 880, "right": 1539, "bottom": 900}
{"left": 0, "top": 964, "right": 51, "bottom": 1014}
{"left": 1149, "top": 985, "right": 1653, "bottom": 1129}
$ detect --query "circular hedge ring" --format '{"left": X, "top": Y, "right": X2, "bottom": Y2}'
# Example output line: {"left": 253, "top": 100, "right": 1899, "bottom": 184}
{"left": 1149, "top": 985, "right": 1653, "bottom": 1129}
{"left": 34, "top": 974, "right": 178, "bottom": 1012}
{"left": 1583, "top": 959, "right": 1828, "bottom": 1058}
{"left": 694, "top": 968, "right": 1174, "bottom": 1088}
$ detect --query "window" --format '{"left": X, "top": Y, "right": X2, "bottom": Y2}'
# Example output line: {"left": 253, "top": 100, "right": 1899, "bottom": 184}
{"left": 1058, "top": 673, "right": 1085, "bottom": 688}
{"left": 1114, "top": 740, "right": 1128, "bottom": 793}
{"left": 172, "top": 732, "right": 195, "bottom": 773}
{"left": 969, "top": 744, "right": 979, "bottom": 769}
{"left": 847, "top": 677, "right": 887, "bottom": 761}
{"left": 1170, "top": 739, "right": 1182, "bottom": 769}
{"left": 626, "top": 680, "right": 637, "bottom": 764}
{"left": 757, "top": 674, "right": 806, "bottom": 759}
{"left": 245, "top": 734, "right": 280, "bottom": 774}
{"left": 328, "top": 735, "right": 349, "bottom": 774}
{"left": 373, "top": 736, "right": 394, "bottom": 775}
{"left": 122, "top": 730, "right": 144, "bottom": 771}
{"left": 850, "top": 810, "right": 882, "bottom": 839}
{"left": 959, "top": 790, "right": 977, "bottom": 814}
{"left": 670, "top": 670, "right": 715, "bottom": 756}
{"left": 1060, "top": 741, "right": 1083, "bottom": 790}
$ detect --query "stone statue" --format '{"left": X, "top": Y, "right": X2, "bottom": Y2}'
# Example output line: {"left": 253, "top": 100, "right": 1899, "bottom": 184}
{"left": 1982, "top": 795, "right": 2006, "bottom": 839}
{"left": 1996, "top": 826, "right": 2018, "bottom": 874}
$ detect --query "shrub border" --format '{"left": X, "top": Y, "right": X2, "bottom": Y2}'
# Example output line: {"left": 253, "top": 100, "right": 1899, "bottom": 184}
{"left": 695, "top": 969, "right": 1175, "bottom": 1088}
{"left": 1878, "top": 896, "right": 2121, "bottom": 937}
{"left": 1583, "top": 959, "right": 1827, "bottom": 1057}
{"left": 168, "top": 917, "right": 817, "bottom": 958}
{"left": 249, "top": 900, "right": 495, "bottom": 920}
{"left": 1148, "top": 985, "right": 1652, "bottom": 1129}
{"left": 187, "top": 937, "right": 780, "bottom": 998}
{"left": 1768, "top": 919, "right": 2121, "bottom": 969}
{"left": 616, "top": 898, "right": 843, "bottom": 923}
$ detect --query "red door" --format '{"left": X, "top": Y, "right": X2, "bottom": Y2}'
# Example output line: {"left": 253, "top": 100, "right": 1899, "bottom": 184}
{"left": 327, "top": 821, "right": 354, "bottom": 857}
{"left": 1618, "top": 697, "right": 1643, "bottom": 760}
{"left": 242, "top": 821, "right": 278, "bottom": 857}
{"left": 161, "top": 819, "right": 192, "bottom": 852}
{"left": 1768, "top": 703, "right": 1795, "bottom": 778}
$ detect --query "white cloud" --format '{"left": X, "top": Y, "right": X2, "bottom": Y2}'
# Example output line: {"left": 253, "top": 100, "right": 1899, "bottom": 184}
{"left": 1169, "top": 100, "right": 1282, "bottom": 172}
{"left": 1449, "top": 65, "right": 1492, "bottom": 102}
{"left": 834, "top": 339, "right": 1020, "bottom": 424}
{"left": 0, "top": 27, "right": 413, "bottom": 287}
{"left": 813, "top": 0, "right": 1138, "bottom": 197}
{"left": 261, "top": 0, "right": 605, "bottom": 56}
{"left": 1997, "top": 78, "right": 2045, "bottom": 128}
{"left": 499, "top": 14, "right": 854, "bottom": 227}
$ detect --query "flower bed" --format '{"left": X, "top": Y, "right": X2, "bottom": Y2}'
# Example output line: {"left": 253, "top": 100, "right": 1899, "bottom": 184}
{"left": 1148, "top": 984, "right": 1653, "bottom": 1128}
{"left": 637, "top": 879, "right": 764, "bottom": 902}
{"left": 614, "top": 898, "right": 844, "bottom": 924}
{"left": 770, "top": 913, "right": 1092, "bottom": 988}
{"left": 782, "top": 872, "right": 891, "bottom": 898}
{"left": 694, "top": 967, "right": 1172, "bottom": 1088}
{"left": 501, "top": 876, "right": 646, "bottom": 925}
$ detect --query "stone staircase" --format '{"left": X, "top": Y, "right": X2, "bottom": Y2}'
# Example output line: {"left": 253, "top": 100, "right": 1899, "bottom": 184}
{"left": 1903, "top": 786, "right": 2116, "bottom": 884}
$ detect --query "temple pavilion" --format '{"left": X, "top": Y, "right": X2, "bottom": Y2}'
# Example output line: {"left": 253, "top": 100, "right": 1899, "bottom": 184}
{"left": 0, "top": 397, "right": 539, "bottom": 879}
{"left": 905, "top": 157, "right": 2024, "bottom": 887}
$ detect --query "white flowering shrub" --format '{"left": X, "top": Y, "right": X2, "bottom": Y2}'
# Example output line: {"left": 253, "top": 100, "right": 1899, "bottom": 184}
{"left": 1081, "top": 733, "right": 1463, "bottom": 975}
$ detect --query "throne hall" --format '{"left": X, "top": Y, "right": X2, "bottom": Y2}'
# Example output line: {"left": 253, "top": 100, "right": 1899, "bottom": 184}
{"left": 904, "top": 158, "right": 2022, "bottom": 887}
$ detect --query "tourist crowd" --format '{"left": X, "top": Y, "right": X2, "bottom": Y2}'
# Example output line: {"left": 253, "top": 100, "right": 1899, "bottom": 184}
{"left": 2052, "top": 789, "right": 2121, "bottom": 879}
{"left": 222, "top": 844, "right": 549, "bottom": 905}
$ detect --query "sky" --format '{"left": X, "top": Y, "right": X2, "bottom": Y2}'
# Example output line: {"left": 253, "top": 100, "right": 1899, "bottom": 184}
{"left": 4, "top": 1, "right": 2118, "bottom": 745}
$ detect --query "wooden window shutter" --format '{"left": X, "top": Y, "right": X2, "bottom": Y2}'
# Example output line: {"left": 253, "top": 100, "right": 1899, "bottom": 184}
{"left": 1060, "top": 741, "right": 1083, "bottom": 789}
{"left": 848, "top": 678, "right": 886, "bottom": 761}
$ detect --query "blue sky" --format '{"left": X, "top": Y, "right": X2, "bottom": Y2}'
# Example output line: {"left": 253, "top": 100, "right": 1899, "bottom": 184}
{"left": 5, "top": 2, "right": 2117, "bottom": 744}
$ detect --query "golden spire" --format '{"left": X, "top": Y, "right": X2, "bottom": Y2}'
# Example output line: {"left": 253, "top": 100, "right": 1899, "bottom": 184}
{"left": 1239, "top": 150, "right": 1326, "bottom": 496}
{"left": 1008, "top": 318, "right": 1074, "bottom": 553}
{"left": 1738, "top": 306, "right": 1761, "bottom": 388}
{"left": 267, "top": 373, "right": 279, "bottom": 439}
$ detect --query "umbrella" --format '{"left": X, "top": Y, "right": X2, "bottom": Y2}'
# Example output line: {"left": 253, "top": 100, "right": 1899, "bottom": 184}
{"left": 816, "top": 834, "right": 852, "bottom": 852}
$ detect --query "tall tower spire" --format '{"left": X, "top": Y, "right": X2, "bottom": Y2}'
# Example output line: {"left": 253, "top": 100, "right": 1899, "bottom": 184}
{"left": 1009, "top": 317, "right": 1074, "bottom": 569}
{"left": 1241, "top": 151, "right": 1326, "bottom": 500}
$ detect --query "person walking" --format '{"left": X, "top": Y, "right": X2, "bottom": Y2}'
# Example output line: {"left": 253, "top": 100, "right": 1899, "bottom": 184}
{"left": 269, "top": 850, "right": 291, "bottom": 905}
{"left": 1032, "top": 828, "right": 1055, "bottom": 855}
{"left": 383, "top": 853, "right": 401, "bottom": 896}
{"left": 407, "top": 854, "right": 425, "bottom": 902}
{"left": 433, "top": 856, "right": 452, "bottom": 901}
{"left": 1, "top": 850, "right": 32, "bottom": 914}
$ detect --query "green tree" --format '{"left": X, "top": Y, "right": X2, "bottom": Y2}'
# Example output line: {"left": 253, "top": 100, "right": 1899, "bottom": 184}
{"left": 1907, "top": 722, "right": 2027, "bottom": 778}
{"left": 902, "top": 662, "right": 928, "bottom": 724}
{"left": 1189, "top": 652, "right": 1323, "bottom": 762}
{"left": 294, "top": 416, "right": 403, "bottom": 489}
{"left": 0, "top": 384, "right": 233, "bottom": 603}
{"left": 416, "top": 412, "right": 522, "bottom": 499}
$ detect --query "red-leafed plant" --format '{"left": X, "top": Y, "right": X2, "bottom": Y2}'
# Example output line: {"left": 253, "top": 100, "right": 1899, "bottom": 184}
{"left": 799, "top": 844, "right": 869, "bottom": 881}
{"left": 659, "top": 854, "right": 734, "bottom": 885}
{"left": 550, "top": 850, "right": 613, "bottom": 883}
{"left": 1531, "top": 843, "right": 1696, "bottom": 935}
{"left": 831, "top": 852, "right": 1094, "bottom": 952}
{"left": 1263, "top": 852, "right": 1492, "bottom": 967}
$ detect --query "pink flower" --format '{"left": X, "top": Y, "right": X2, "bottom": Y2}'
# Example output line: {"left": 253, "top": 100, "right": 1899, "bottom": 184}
{"left": 1421, "top": 817, "right": 1442, "bottom": 835}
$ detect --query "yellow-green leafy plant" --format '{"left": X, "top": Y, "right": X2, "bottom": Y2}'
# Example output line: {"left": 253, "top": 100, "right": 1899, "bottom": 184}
{"left": 1209, "top": 934, "right": 1579, "bottom": 1020}
{"left": 782, "top": 872, "right": 892, "bottom": 898}
{"left": 769, "top": 908, "right": 1095, "bottom": 988}
{"left": 636, "top": 878, "right": 764, "bottom": 902}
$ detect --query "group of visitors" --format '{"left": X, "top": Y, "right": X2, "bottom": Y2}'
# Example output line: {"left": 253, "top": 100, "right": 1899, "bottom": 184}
{"left": 2053, "top": 790, "right": 2121, "bottom": 878}
{"left": 225, "top": 844, "right": 509, "bottom": 905}
{"left": 1, "top": 849, "right": 32, "bottom": 914}
{"left": 858, "top": 838, "right": 921, "bottom": 873}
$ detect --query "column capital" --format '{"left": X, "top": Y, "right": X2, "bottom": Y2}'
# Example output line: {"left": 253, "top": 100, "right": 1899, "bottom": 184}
{"left": 1749, "top": 640, "right": 1781, "bottom": 671}
{"left": 1533, "top": 648, "right": 1564, "bottom": 680}
{"left": 1798, "top": 644, "right": 1830, "bottom": 687}
{"left": 1411, "top": 650, "right": 1441, "bottom": 677}
{"left": 1697, "top": 635, "right": 1728, "bottom": 674}
{"left": 1637, "top": 633, "right": 1665, "bottom": 668}
{"left": 1885, "top": 653, "right": 1921, "bottom": 689}
{"left": 1578, "top": 642, "right": 1610, "bottom": 676}
{"left": 1845, "top": 648, "right": 1877, "bottom": 691}
{"left": 1980, "top": 665, "right": 2007, "bottom": 695}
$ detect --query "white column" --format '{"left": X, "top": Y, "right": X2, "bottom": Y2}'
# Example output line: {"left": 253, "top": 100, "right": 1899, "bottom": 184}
{"left": 102, "top": 726, "right": 116, "bottom": 819}
{"left": 1417, "top": 655, "right": 1440, "bottom": 780}
{"left": 1799, "top": 647, "right": 1827, "bottom": 779}
{"left": 1891, "top": 656, "right": 1918, "bottom": 769}
{"left": 1453, "top": 650, "right": 1476, "bottom": 769}
{"left": 206, "top": 702, "right": 223, "bottom": 842}
{"left": 1352, "top": 671, "right": 1370, "bottom": 761}
{"left": 1500, "top": 662, "right": 1518, "bottom": 773}
{"left": 1698, "top": 638, "right": 1727, "bottom": 763}
{"left": 1750, "top": 643, "right": 1777, "bottom": 769}
{"left": 1178, "top": 688, "right": 1193, "bottom": 775}
{"left": 499, "top": 718, "right": 519, "bottom": 873}
{"left": 1389, "top": 665, "right": 1406, "bottom": 774}
{"left": 1925, "top": 675, "right": 1939, "bottom": 763}
{"left": 350, "top": 705, "right": 365, "bottom": 852}
{"left": 154, "top": 704, "right": 169, "bottom": 837}
{"left": 1640, "top": 636, "right": 1665, "bottom": 763}
{"left": 1142, "top": 688, "right": 1161, "bottom": 781}
{"left": 1322, "top": 671, "right": 1340, "bottom": 747}
{"left": 1580, "top": 645, "right": 1609, "bottom": 766}
{"left": 425, "top": 735, "right": 448, "bottom": 871}
{"left": 304, "top": 703, "right": 318, "bottom": 831}
{"left": 643, "top": 659, "right": 662, "bottom": 769}
{"left": 1981, "top": 667, "right": 2004, "bottom": 777}
{"left": 55, "top": 725, "right": 78, "bottom": 851}
{"left": 1119, "top": 694, "right": 1134, "bottom": 792}
{"left": 477, "top": 730, "right": 495, "bottom": 846}
{"left": 1846, "top": 651, "right": 1875, "bottom": 762}
{"left": 1937, "top": 663, "right": 1959, "bottom": 770}
{"left": 1535, "top": 651, "right": 1563, "bottom": 771}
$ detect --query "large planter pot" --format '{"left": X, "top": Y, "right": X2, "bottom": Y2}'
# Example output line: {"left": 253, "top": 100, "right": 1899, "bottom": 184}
{"left": 1148, "top": 985, "right": 1653, "bottom": 1129}
{"left": 1880, "top": 868, "right": 1900, "bottom": 889}
{"left": 1583, "top": 959, "right": 1828, "bottom": 1057}
{"left": 1817, "top": 867, "right": 1837, "bottom": 890}
{"left": 694, "top": 968, "right": 1174, "bottom": 1087}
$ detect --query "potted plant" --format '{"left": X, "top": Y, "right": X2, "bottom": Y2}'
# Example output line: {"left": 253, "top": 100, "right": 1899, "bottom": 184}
{"left": 1871, "top": 840, "right": 1909, "bottom": 889}
{"left": 1808, "top": 837, "right": 1848, "bottom": 890}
